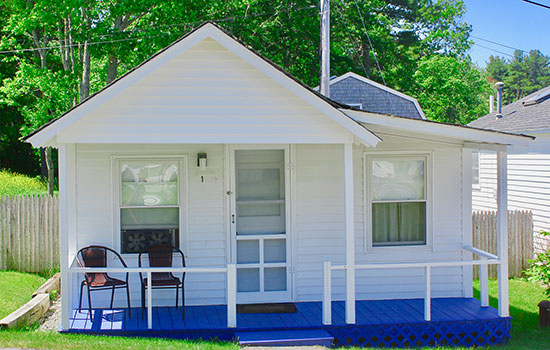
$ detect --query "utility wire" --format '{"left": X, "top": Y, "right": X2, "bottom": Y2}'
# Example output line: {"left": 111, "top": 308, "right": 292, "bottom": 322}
{"left": 0, "top": 5, "right": 318, "bottom": 55}
{"left": 471, "top": 35, "right": 525, "bottom": 53}
{"left": 472, "top": 43, "right": 515, "bottom": 58}
{"left": 349, "top": 0, "right": 387, "bottom": 86}
{"left": 521, "top": 0, "right": 550, "bottom": 10}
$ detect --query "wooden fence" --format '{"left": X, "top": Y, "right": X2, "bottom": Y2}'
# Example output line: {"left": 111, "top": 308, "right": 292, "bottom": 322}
{"left": 472, "top": 210, "right": 533, "bottom": 278}
{"left": 0, "top": 195, "right": 59, "bottom": 273}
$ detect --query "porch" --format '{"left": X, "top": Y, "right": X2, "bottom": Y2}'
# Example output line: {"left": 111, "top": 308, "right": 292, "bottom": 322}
{"left": 63, "top": 298, "right": 510, "bottom": 347}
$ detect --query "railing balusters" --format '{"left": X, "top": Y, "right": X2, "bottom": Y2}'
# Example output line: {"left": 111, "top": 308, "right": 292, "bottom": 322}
{"left": 424, "top": 265, "right": 431, "bottom": 321}
{"left": 321, "top": 246, "right": 500, "bottom": 327}
{"left": 480, "top": 257, "right": 489, "bottom": 307}
{"left": 147, "top": 271, "right": 153, "bottom": 329}
{"left": 323, "top": 261, "right": 332, "bottom": 325}
{"left": 227, "top": 264, "right": 237, "bottom": 328}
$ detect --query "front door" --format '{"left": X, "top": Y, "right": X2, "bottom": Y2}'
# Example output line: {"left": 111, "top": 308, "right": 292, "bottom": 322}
{"left": 229, "top": 146, "right": 291, "bottom": 303}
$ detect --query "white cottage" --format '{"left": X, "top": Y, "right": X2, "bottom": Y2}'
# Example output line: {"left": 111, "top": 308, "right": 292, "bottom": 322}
{"left": 25, "top": 23, "right": 531, "bottom": 347}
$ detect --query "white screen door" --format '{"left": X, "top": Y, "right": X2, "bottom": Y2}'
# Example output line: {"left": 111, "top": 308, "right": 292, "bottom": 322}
{"left": 229, "top": 147, "right": 291, "bottom": 303}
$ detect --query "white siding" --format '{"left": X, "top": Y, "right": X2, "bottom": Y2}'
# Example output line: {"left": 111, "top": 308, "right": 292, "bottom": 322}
{"left": 72, "top": 144, "right": 227, "bottom": 309}
{"left": 58, "top": 38, "right": 350, "bottom": 145}
{"left": 294, "top": 136, "right": 466, "bottom": 302}
{"left": 71, "top": 138, "right": 468, "bottom": 310}
{"left": 473, "top": 134, "right": 550, "bottom": 251}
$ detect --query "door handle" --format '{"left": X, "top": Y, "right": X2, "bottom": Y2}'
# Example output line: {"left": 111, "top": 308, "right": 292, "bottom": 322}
{"left": 232, "top": 214, "right": 235, "bottom": 224}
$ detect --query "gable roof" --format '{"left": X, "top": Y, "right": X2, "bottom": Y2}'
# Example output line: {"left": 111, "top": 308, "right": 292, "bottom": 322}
{"left": 319, "top": 72, "right": 425, "bottom": 120}
{"left": 23, "top": 22, "right": 381, "bottom": 148}
{"left": 468, "top": 85, "right": 550, "bottom": 133}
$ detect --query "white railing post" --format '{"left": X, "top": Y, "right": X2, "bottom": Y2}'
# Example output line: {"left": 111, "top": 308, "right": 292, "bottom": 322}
{"left": 344, "top": 141, "right": 356, "bottom": 324}
{"left": 497, "top": 150, "right": 509, "bottom": 317}
{"left": 227, "top": 264, "right": 237, "bottom": 328}
{"left": 480, "top": 257, "right": 489, "bottom": 307}
{"left": 147, "top": 271, "right": 153, "bottom": 329}
{"left": 424, "top": 265, "right": 431, "bottom": 321}
{"left": 323, "top": 261, "right": 332, "bottom": 325}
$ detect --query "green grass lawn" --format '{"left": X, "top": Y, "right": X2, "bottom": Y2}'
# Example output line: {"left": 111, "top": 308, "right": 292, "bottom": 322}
{"left": 0, "top": 169, "right": 48, "bottom": 196}
{"left": 0, "top": 278, "right": 547, "bottom": 349}
{"left": 0, "top": 271, "right": 46, "bottom": 319}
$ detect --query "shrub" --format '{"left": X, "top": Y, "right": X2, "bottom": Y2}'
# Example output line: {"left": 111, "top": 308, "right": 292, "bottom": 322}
{"left": 524, "top": 231, "right": 550, "bottom": 296}
{"left": 0, "top": 169, "right": 48, "bottom": 196}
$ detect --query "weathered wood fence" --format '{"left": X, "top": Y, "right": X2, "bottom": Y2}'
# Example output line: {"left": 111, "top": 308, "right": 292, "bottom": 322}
{"left": 472, "top": 210, "right": 533, "bottom": 278}
{"left": 0, "top": 195, "right": 59, "bottom": 273}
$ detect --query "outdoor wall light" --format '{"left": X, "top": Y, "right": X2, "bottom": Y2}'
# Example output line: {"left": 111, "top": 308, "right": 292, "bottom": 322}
{"left": 197, "top": 152, "right": 207, "bottom": 170}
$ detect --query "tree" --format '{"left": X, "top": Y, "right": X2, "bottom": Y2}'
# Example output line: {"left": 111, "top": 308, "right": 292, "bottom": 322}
{"left": 485, "top": 50, "right": 550, "bottom": 105}
{"left": 412, "top": 55, "right": 491, "bottom": 124}
{"left": 0, "top": 0, "right": 475, "bottom": 179}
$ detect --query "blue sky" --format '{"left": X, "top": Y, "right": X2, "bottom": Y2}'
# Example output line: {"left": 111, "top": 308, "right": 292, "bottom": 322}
{"left": 462, "top": 0, "right": 550, "bottom": 67}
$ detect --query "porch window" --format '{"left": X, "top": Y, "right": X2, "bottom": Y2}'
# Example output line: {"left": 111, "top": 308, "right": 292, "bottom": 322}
{"left": 119, "top": 161, "right": 180, "bottom": 254}
{"left": 367, "top": 155, "right": 429, "bottom": 247}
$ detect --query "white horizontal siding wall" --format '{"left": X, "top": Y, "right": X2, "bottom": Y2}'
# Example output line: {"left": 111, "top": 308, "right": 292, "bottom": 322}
{"left": 71, "top": 139, "right": 467, "bottom": 310}
{"left": 294, "top": 136, "right": 466, "bottom": 302}
{"left": 58, "top": 38, "right": 350, "bottom": 145}
{"left": 473, "top": 134, "right": 550, "bottom": 251}
{"left": 72, "top": 143, "right": 226, "bottom": 310}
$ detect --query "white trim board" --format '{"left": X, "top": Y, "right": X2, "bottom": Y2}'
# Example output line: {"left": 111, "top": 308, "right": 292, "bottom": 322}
{"left": 25, "top": 23, "right": 380, "bottom": 149}
{"left": 342, "top": 109, "right": 533, "bottom": 147}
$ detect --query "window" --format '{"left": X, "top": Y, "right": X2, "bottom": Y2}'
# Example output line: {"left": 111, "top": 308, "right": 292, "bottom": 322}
{"left": 472, "top": 150, "right": 480, "bottom": 186}
{"left": 366, "top": 154, "right": 429, "bottom": 247}
{"left": 118, "top": 160, "right": 181, "bottom": 254}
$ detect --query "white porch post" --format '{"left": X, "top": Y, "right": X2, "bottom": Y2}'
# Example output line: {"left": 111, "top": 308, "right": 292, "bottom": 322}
{"left": 59, "top": 143, "right": 76, "bottom": 330}
{"left": 497, "top": 150, "right": 509, "bottom": 317}
{"left": 344, "top": 142, "right": 356, "bottom": 324}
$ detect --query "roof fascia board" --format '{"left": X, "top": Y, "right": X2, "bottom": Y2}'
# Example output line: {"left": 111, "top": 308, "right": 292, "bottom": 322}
{"left": 343, "top": 109, "right": 533, "bottom": 146}
{"left": 26, "top": 27, "right": 213, "bottom": 147}
{"left": 207, "top": 30, "right": 380, "bottom": 147}
{"left": 331, "top": 72, "right": 426, "bottom": 120}
{"left": 463, "top": 142, "right": 507, "bottom": 152}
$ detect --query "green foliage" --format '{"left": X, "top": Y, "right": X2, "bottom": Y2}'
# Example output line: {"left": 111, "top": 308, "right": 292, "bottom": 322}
{"left": 524, "top": 231, "right": 550, "bottom": 297}
{"left": 0, "top": 271, "right": 46, "bottom": 319}
{"left": 411, "top": 55, "right": 491, "bottom": 124}
{"left": 0, "top": 169, "right": 48, "bottom": 196}
{"left": 472, "top": 279, "right": 548, "bottom": 350}
{"left": 485, "top": 50, "right": 550, "bottom": 105}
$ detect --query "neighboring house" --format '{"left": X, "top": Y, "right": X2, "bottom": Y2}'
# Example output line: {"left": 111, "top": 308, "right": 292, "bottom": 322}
{"left": 318, "top": 72, "right": 425, "bottom": 119}
{"left": 468, "top": 86, "right": 550, "bottom": 252}
{"left": 24, "top": 23, "right": 531, "bottom": 347}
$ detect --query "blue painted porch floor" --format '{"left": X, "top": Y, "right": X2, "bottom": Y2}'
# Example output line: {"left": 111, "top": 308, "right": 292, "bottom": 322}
{"left": 64, "top": 298, "right": 511, "bottom": 348}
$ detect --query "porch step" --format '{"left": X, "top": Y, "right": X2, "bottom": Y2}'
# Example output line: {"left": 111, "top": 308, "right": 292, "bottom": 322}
{"left": 236, "top": 329, "right": 334, "bottom": 347}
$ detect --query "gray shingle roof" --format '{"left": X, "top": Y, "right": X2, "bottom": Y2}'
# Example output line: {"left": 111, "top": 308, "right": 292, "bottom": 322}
{"left": 468, "top": 85, "right": 550, "bottom": 133}
{"left": 328, "top": 73, "right": 424, "bottom": 119}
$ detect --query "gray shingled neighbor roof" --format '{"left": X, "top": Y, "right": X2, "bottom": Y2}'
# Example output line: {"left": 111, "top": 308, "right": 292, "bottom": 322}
{"left": 468, "top": 85, "right": 550, "bottom": 133}
{"left": 328, "top": 73, "right": 424, "bottom": 119}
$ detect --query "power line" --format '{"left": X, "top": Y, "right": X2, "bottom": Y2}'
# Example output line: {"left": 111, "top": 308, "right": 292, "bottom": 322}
{"left": 349, "top": 0, "right": 387, "bottom": 86}
{"left": 471, "top": 35, "right": 525, "bottom": 53}
{"left": 472, "top": 43, "right": 515, "bottom": 58}
{"left": 0, "top": 5, "right": 319, "bottom": 55}
{"left": 521, "top": 0, "right": 550, "bottom": 10}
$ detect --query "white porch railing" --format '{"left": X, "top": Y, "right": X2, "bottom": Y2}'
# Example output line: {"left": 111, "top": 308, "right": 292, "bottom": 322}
{"left": 68, "top": 263, "right": 237, "bottom": 329}
{"left": 322, "top": 245, "right": 500, "bottom": 325}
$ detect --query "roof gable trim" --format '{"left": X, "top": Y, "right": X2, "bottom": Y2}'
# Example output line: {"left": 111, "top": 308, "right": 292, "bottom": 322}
{"left": 25, "top": 23, "right": 380, "bottom": 148}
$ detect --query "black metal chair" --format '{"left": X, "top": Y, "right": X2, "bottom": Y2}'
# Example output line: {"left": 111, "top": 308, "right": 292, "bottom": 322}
{"left": 139, "top": 244, "right": 186, "bottom": 318}
{"left": 76, "top": 245, "right": 131, "bottom": 321}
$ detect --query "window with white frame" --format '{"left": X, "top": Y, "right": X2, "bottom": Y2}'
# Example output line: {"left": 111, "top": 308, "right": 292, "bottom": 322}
{"left": 472, "top": 150, "right": 480, "bottom": 186}
{"left": 118, "top": 160, "right": 181, "bottom": 254}
{"left": 366, "top": 154, "right": 429, "bottom": 247}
